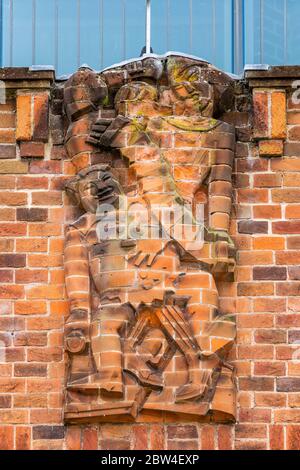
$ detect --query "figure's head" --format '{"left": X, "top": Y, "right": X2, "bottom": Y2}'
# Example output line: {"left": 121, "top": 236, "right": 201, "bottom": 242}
{"left": 65, "top": 165, "right": 123, "bottom": 213}
{"left": 166, "top": 56, "right": 214, "bottom": 116}
{"left": 114, "top": 81, "right": 158, "bottom": 114}
{"left": 126, "top": 56, "right": 164, "bottom": 81}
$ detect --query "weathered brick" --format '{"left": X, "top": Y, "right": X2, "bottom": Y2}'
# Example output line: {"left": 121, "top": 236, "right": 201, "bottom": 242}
{"left": 167, "top": 425, "right": 198, "bottom": 439}
{"left": 255, "top": 329, "right": 286, "bottom": 344}
{"left": 238, "top": 283, "right": 274, "bottom": 296}
{"left": 254, "top": 362, "right": 285, "bottom": 376}
{"left": 270, "top": 425, "right": 284, "bottom": 450}
{"left": 0, "top": 145, "right": 16, "bottom": 159}
{"left": 253, "top": 91, "right": 269, "bottom": 138}
{"left": 238, "top": 377, "right": 274, "bottom": 392}
{"left": 235, "top": 424, "right": 267, "bottom": 439}
{"left": 82, "top": 427, "right": 98, "bottom": 450}
{"left": 0, "top": 426, "right": 14, "bottom": 450}
{"left": 0, "top": 395, "right": 12, "bottom": 408}
{"left": 277, "top": 378, "right": 300, "bottom": 392}
{"left": 271, "top": 91, "right": 287, "bottom": 138}
{"left": 16, "top": 426, "right": 31, "bottom": 450}
{"left": 15, "top": 301, "right": 47, "bottom": 315}
{"left": 286, "top": 426, "right": 300, "bottom": 450}
{"left": 32, "top": 426, "right": 65, "bottom": 440}
{"left": 0, "top": 160, "right": 28, "bottom": 174}
{"left": 274, "top": 221, "right": 300, "bottom": 234}
{"left": 20, "top": 142, "right": 45, "bottom": 158}
{"left": 259, "top": 139, "right": 283, "bottom": 156}
{"left": 253, "top": 267, "right": 287, "bottom": 281}
{"left": 33, "top": 94, "right": 49, "bottom": 141}
{"left": 0, "top": 254, "right": 26, "bottom": 268}
{"left": 253, "top": 173, "right": 282, "bottom": 187}
{"left": 14, "top": 363, "right": 47, "bottom": 377}
{"left": 238, "top": 221, "right": 268, "bottom": 234}
{"left": 17, "top": 208, "right": 48, "bottom": 222}
{"left": 65, "top": 427, "right": 81, "bottom": 450}
{"left": 16, "top": 95, "right": 32, "bottom": 141}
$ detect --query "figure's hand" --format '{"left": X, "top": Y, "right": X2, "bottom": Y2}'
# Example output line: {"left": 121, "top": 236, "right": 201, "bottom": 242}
{"left": 65, "top": 310, "right": 89, "bottom": 354}
{"left": 87, "top": 118, "right": 114, "bottom": 145}
{"left": 86, "top": 115, "right": 130, "bottom": 148}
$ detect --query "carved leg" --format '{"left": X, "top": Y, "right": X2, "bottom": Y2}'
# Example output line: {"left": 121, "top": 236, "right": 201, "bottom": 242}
{"left": 124, "top": 309, "right": 164, "bottom": 390}
{"left": 175, "top": 274, "right": 229, "bottom": 403}
{"left": 155, "top": 305, "right": 211, "bottom": 402}
{"left": 90, "top": 305, "right": 134, "bottom": 398}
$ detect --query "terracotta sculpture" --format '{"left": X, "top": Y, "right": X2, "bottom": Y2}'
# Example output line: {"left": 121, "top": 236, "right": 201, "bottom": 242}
{"left": 63, "top": 53, "right": 236, "bottom": 423}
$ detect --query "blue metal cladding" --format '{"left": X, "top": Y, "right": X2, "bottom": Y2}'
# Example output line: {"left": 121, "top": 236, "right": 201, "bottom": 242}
{"left": 244, "top": 0, "right": 300, "bottom": 66}
{"left": 1, "top": 0, "right": 300, "bottom": 77}
{"left": 151, "top": 0, "right": 234, "bottom": 73}
{"left": 0, "top": 0, "right": 234, "bottom": 76}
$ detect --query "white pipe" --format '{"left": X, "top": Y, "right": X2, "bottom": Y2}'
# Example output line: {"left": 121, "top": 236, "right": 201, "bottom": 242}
{"left": 146, "top": 0, "right": 151, "bottom": 54}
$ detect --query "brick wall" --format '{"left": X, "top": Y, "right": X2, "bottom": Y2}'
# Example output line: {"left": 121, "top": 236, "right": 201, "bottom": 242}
{"left": 0, "top": 66, "right": 300, "bottom": 450}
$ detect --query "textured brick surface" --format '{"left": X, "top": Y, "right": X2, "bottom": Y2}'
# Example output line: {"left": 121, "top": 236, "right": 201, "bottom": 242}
{"left": 0, "top": 65, "right": 300, "bottom": 449}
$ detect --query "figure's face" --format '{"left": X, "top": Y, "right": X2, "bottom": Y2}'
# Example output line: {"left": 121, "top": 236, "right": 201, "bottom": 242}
{"left": 97, "top": 171, "right": 123, "bottom": 207}
{"left": 167, "top": 59, "right": 214, "bottom": 116}
{"left": 78, "top": 171, "right": 122, "bottom": 213}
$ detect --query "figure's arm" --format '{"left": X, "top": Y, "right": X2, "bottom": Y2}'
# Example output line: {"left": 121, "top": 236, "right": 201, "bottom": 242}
{"left": 86, "top": 58, "right": 163, "bottom": 149}
{"left": 86, "top": 115, "right": 130, "bottom": 148}
{"left": 64, "top": 225, "right": 90, "bottom": 354}
{"left": 64, "top": 67, "right": 108, "bottom": 164}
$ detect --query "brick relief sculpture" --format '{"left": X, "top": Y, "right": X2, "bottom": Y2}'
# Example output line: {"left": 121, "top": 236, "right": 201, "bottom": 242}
{"left": 63, "top": 54, "right": 237, "bottom": 423}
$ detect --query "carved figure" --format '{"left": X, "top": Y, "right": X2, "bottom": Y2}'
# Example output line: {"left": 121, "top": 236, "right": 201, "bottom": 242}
{"left": 63, "top": 54, "right": 236, "bottom": 423}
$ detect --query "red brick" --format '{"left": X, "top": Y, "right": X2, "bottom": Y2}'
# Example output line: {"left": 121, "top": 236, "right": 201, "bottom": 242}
{"left": 253, "top": 91, "right": 269, "bottom": 138}
{"left": 235, "top": 424, "right": 267, "bottom": 439}
{"left": 0, "top": 145, "right": 16, "bottom": 159}
{"left": 239, "top": 377, "right": 274, "bottom": 391}
{"left": 287, "top": 426, "right": 300, "bottom": 450}
{"left": 253, "top": 267, "right": 287, "bottom": 281}
{"left": 239, "top": 408, "right": 271, "bottom": 423}
{"left": 16, "top": 426, "right": 31, "bottom": 450}
{"left": 255, "top": 329, "right": 286, "bottom": 344}
{"left": 132, "top": 425, "right": 148, "bottom": 450}
{"left": 277, "top": 378, "right": 300, "bottom": 392}
{"left": 271, "top": 91, "right": 287, "bottom": 138}
{"left": 254, "top": 362, "right": 285, "bottom": 376}
{"left": 0, "top": 285, "right": 24, "bottom": 299}
{"left": 66, "top": 427, "right": 81, "bottom": 450}
{"left": 253, "top": 173, "right": 282, "bottom": 187}
{"left": 270, "top": 425, "right": 284, "bottom": 450}
{"left": 31, "top": 191, "right": 62, "bottom": 206}
{"left": 16, "top": 95, "right": 32, "bottom": 141}
{"left": 0, "top": 426, "right": 14, "bottom": 450}
{"left": 17, "top": 176, "right": 48, "bottom": 189}
{"left": 33, "top": 94, "right": 49, "bottom": 141}
{"left": 20, "top": 142, "right": 45, "bottom": 158}
{"left": 238, "top": 221, "right": 268, "bottom": 234}
{"left": 149, "top": 425, "right": 165, "bottom": 450}
{"left": 259, "top": 140, "right": 283, "bottom": 156}
{"left": 238, "top": 283, "right": 274, "bottom": 296}
{"left": 82, "top": 427, "right": 98, "bottom": 450}
{"left": 238, "top": 189, "right": 268, "bottom": 203}
{"left": 200, "top": 426, "right": 215, "bottom": 450}
{"left": 217, "top": 426, "right": 233, "bottom": 450}
{"left": 0, "top": 192, "right": 27, "bottom": 206}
